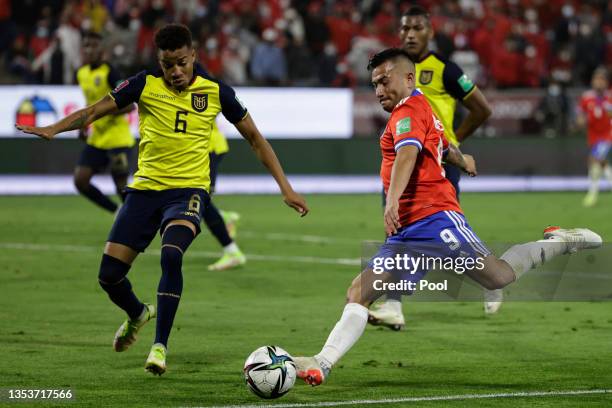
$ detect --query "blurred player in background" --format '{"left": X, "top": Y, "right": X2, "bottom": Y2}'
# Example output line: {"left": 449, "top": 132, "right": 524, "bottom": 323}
{"left": 205, "top": 122, "right": 246, "bottom": 271}
{"left": 75, "top": 31, "right": 135, "bottom": 213}
{"left": 16, "top": 24, "right": 308, "bottom": 376}
{"left": 294, "top": 48, "right": 601, "bottom": 387}
{"left": 577, "top": 67, "right": 612, "bottom": 207}
{"left": 369, "top": 5, "right": 496, "bottom": 329}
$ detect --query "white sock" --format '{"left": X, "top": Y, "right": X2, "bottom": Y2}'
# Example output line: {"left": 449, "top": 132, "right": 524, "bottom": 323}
{"left": 500, "top": 237, "right": 568, "bottom": 279}
{"left": 315, "top": 303, "right": 368, "bottom": 367}
{"left": 223, "top": 242, "right": 239, "bottom": 254}
{"left": 588, "top": 163, "right": 603, "bottom": 195}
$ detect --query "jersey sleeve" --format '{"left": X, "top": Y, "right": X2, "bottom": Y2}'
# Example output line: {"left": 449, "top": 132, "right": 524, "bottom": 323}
{"left": 109, "top": 70, "right": 146, "bottom": 109}
{"left": 106, "top": 64, "right": 123, "bottom": 89}
{"left": 389, "top": 104, "right": 427, "bottom": 152}
{"left": 218, "top": 81, "right": 248, "bottom": 124}
{"left": 442, "top": 60, "right": 476, "bottom": 100}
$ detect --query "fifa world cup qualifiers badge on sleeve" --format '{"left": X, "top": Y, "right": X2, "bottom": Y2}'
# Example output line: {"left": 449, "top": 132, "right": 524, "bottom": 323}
{"left": 2, "top": 388, "right": 75, "bottom": 401}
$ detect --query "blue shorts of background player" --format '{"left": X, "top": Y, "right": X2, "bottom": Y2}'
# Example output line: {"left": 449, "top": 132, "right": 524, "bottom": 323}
{"left": 590, "top": 141, "right": 612, "bottom": 162}
{"left": 368, "top": 210, "right": 490, "bottom": 295}
{"left": 78, "top": 144, "right": 132, "bottom": 175}
{"left": 108, "top": 188, "right": 210, "bottom": 252}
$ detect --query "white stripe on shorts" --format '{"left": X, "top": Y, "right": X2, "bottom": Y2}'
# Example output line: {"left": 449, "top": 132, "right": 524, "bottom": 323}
{"left": 444, "top": 211, "right": 490, "bottom": 256}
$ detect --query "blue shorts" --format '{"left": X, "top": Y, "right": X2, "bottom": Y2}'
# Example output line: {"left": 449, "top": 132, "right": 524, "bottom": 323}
{"left": 108, "top": 188, "right": 210, "bottom": 252}
{"left": 78, "top": 144, "right": 132, "bottom": 174}
{"left": 369, "top": 210, "right": 490, "bottom": 283}
{"left": 590, "top": 141, "right": 612, "bottom": 161}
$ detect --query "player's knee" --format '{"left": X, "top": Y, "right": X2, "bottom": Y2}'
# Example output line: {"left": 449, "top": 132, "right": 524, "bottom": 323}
{"left": 346, "top": 276, "right": 362, "bottom": 303}
{"left": 74, "top": 174, "right": 90, "bottom": 192}
{"left": 160, "top": 245, "right": 183, "bottom": 272}
{"left": 98, "top": 254, "right": 131, "bottom": 287}
{"left": 159, "top": 224, "right": 195, "bottom": 272}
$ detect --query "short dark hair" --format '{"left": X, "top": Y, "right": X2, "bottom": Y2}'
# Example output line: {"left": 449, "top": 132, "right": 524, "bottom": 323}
{"left": 367, "top": 48, "right": 414, "bottom": 72}
{"left": 154, "top": 24, "right": 192, "bottom": 51}
{"left": 402, "top": 5, "right": 430, "bottom": 21}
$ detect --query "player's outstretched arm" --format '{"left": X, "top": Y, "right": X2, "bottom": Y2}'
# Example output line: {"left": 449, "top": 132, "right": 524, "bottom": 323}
{"left": 15, "top": 95, "right": 118, "bottom": 141}
{"left": 234, "top": 114, "right": 309, "bottom": 216}
{"left": 455, "top": 88, "right": 491, "bottom": 143}
{"left": 445, "top": 144, "right": 477, "bottom": 177}
{"left": 385, "top": 145, "right": 419, "bottom": 236}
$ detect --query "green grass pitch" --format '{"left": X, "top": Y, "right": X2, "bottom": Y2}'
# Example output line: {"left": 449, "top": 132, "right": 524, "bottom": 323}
{"left": 0, "top": 192, "right": 611, "bottom": 407}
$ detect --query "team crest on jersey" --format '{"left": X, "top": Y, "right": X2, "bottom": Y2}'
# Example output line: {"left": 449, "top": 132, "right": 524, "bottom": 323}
{"left": 191, "top": 93, "right": 208, "bottom": 112}
{"left": 94, "top": 76, "right": 101, "bottom": 86}
{"left": 419, "top": 70, "right": 433, "bottom": 85}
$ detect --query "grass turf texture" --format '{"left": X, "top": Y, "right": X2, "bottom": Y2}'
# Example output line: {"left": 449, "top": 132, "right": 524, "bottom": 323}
{"left": 0, "top": 192, "right": 611, "bottom": 407}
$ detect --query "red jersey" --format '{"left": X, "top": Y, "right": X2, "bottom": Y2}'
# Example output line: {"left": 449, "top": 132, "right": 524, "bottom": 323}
{"left": 578, "top": 90, "right": 612, "bottom": 146}
{"left": 380, "top": 90, "right": 461, "bottom": 227}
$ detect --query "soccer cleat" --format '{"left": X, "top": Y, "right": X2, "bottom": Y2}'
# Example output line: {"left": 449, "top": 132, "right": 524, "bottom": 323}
{"left": 484, "top": 289, "right": 503, "bottom": 315}
{"left": 220, "top": 210, "right": 241, "bottom": 239}
{"left": 293, "top": 356, "right": 331, "bottom": 386}
{"left": 145, "top": 343, "right": 167, "bottom": 376}
{"left": 582, "top": 192, "right": 597, "bottom": 207}
{"left": 207, "top": 250, "right": 246, "bottom": 271}
{"left": 367, "top": 301, "right": 405, "bottom": 331}
{"left": 113, "top": 303, "right": 155, "bottom": 352}
{"left": 543, "top": 226, "right": 603, "bottom": 254}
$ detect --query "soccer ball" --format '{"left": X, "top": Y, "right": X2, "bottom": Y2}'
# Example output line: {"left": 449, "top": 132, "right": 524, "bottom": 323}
{"left": 243, "top": 345, "right": 296, "bottom": 399}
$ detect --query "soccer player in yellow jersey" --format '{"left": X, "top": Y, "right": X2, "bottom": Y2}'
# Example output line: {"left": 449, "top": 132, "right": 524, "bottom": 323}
{"left": 369, "top": 5, "right": 498, "bottom": 329}
{"left": 75, "top": 32, "right": 135, "bottom": 213}
{"left": 16, "top": 24, "right": 308, "bottom": 376}
{"left": 204, "top": 122, "right": 247, "bottom": 271}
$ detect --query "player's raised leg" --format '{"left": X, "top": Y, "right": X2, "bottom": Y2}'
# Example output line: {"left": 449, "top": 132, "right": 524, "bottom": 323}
{"left": 74, "top": 163, "right": 118, "bottom": 213}
{"left": 145, "top": 219, "right": 197, "bottom": 375}
{"left": 468, "top": 226, "right": 602, "bottom": 290}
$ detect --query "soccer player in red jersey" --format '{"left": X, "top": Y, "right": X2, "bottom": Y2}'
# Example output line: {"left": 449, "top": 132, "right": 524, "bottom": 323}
{"left": 293, "top": 49, "right": 602, "bottom": 386}
{"left": 577, "top": 67, "right": 612, "bottom": 207}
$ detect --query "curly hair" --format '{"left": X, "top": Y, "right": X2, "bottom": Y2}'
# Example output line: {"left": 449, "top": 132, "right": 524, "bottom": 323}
{"left": 154, "top": 24, "right": 192, "bottom": 51}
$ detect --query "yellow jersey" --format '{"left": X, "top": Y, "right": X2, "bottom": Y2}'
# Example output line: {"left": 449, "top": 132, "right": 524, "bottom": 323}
{"left": 415, "top": 52, "right": 476, "bottom": 145}
{"left": 209, "top": 121, "right": 229, "bottom": 155}
{"left": 110, "top": 65, "right": 247, "bottom": 192}
{"left": 76, "top": 63, "right": 134, "bottom": 149}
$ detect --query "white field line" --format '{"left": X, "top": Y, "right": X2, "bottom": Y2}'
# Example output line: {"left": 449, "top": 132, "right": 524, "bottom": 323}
{"left": 239, "top": 231, "right": 358, "bottom": 245}
{"left": 201, "top": 389, "right": 612, "bottom": 408}
{"left": 0, "top": 242, "right": 360, "bottom": 267}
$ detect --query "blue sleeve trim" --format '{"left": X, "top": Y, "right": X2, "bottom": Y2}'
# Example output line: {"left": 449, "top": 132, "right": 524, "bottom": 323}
{"left": 394, "top": 138, "right": 423, "bottom": 152}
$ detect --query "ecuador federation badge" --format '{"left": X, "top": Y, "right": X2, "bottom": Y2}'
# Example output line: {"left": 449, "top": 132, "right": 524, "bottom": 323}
{"left": 191, "top": 93, "right": 208, "bottom": 112}
{"left": 419, "top": 70, "right": 433, "bottom": 85}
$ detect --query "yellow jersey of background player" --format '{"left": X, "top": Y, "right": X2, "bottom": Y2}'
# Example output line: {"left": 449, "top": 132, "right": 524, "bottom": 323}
{"left": 399, "top": 5, "right": 491, "bottom": 197}
{"left": 72, "top": 31, "right": 135, "bottom": 213}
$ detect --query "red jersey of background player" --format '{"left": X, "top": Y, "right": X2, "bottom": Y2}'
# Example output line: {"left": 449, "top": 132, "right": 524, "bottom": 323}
{"left": 579, "top": 89, "right": 612, "bottom": 146}
{"left": 380, "top": 89, "right": 461, "bottom": 226}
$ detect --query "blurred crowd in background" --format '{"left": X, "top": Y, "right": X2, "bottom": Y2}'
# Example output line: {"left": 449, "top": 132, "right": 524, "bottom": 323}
{"left": 1, "top": 0, "right": 609, "bottom": 89}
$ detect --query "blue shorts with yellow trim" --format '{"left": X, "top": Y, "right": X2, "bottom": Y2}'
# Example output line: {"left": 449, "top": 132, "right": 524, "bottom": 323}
{"left": 108, "top": 188, "right": 209, "bottom": 252}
